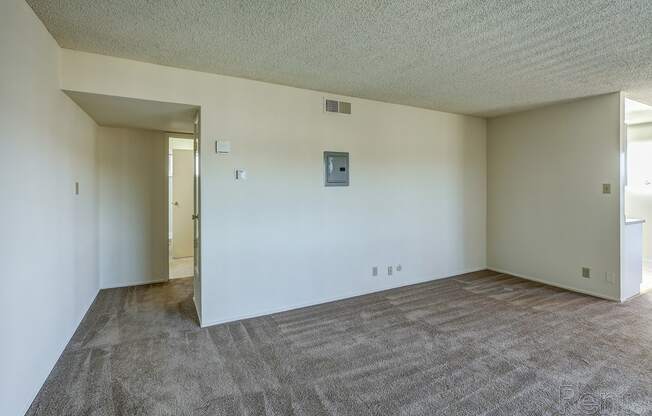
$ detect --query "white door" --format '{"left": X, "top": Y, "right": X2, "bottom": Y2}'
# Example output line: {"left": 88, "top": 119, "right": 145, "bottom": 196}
{"left": 172, "top": 149, "right": 194, "bottom": 258}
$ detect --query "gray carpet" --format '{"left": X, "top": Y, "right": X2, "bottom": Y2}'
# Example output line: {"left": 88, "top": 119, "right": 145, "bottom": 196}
{"left": 27, "top": 271, "right": 652, "bottom": 415}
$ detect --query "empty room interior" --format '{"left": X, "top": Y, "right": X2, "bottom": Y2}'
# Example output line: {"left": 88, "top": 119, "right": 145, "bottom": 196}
{"left": 1, "top": 1, "right": 651, "bottom": 415}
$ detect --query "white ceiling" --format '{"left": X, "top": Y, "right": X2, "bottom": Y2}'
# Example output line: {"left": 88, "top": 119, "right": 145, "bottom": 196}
{"left": 625, "top": 98, "right": 652, "bottom": 125}
{"left": 30, "top": 0, "right": 652, "bottom": 116}
{"left": 65, "top": 91, "right": 198, "bottom": 133}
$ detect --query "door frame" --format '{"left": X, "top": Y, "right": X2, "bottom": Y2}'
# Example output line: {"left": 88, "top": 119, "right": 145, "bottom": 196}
{"left": 192, "top": 110, "right": 202, "bottom": 322}
{"left": 169, "top": 139, "right": 195, "bottom": 258}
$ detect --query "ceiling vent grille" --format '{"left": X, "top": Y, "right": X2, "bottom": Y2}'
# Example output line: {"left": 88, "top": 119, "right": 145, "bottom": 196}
{"left": 338, "top": 101, "right": 351, "bottom": 114}
{"left": 324, "top": 99, "right": 351, "bottom": 115}
{"left": 325, "top": 99, "right": 339, "bottom": 113}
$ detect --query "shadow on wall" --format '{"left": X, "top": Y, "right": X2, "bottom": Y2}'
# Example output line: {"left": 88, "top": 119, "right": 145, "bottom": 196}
{"left": 98, "top": 127, "right": 169, "bottom": 289}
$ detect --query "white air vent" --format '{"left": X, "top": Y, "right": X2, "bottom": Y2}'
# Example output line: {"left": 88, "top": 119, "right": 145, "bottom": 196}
{"left": 324, "top": 99, "right": 351, "bottom": 114}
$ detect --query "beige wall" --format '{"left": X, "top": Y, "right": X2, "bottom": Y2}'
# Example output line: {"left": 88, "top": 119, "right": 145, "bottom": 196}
{"left": 625, "top": 123, "right": 652, "bottom": 270}
{"left": 487, "top": 93, "right": 623, "bottom": 300}
{"left": 0, "top": 1, "right": 99, "bottom": 415}
{"left": 98, "top": 127, "right": 168, "bottom": 288}
{"left": 60, "top": 50, "right": 488, "bottom": 326}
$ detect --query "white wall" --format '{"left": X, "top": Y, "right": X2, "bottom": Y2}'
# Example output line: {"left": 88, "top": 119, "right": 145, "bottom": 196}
{"left": 98, "top": 127, "right": 168, "bottom": 288}
{"left": 487, "top": 93, "right": 622, "bottom": 300}
{"left": 60, "top": 50, "right": 487, "bottom": 326}
{"left": 625, "top": 123, "right": 652, "bottom": 271}
{"left": 0, "top": 1, "right": 99, "bottom": 415}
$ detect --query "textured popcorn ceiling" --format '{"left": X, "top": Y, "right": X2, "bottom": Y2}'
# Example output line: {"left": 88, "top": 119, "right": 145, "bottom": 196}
{"left": 27, "top": 0, "right": 652, "bottom": 116}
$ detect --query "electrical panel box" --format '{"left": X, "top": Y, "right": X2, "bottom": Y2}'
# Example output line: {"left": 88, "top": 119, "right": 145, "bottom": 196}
{"left": 324, "top": 151, "right": 349, "bottom": 186}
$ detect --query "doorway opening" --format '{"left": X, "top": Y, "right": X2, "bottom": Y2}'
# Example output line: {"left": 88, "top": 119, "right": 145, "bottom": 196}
{"left": 624, "top": 98, "right": 652, "bottom": 295}
{"left": 63, "top": 90, "right": 202, "bottom": 324}
{"left": 169, "top": 136, "right": 195, "bottom": 279}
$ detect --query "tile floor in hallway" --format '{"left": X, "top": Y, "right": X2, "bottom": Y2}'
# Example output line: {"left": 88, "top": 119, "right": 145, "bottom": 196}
{"left": 170, "top": 256, "right": 193, "bottom": 279}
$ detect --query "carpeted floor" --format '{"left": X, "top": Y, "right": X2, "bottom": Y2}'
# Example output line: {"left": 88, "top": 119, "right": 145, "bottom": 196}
{"left": 27, "top": 270, "right": 652, "bottom": 415}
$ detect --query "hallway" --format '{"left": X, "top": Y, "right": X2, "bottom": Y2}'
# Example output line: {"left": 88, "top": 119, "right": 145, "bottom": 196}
{"left": 170, "top": 256, "right": 194, "bottom": 279}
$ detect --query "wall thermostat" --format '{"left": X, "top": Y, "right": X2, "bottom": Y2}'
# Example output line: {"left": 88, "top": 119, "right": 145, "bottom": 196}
{"left": 324, "top": 151, "right": 349, "bottom": 186}
{"left": 215, "top": 140, "right": 231, "bottom": 154}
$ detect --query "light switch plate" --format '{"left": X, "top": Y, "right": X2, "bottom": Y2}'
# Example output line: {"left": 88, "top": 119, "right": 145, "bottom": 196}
{"left": 235, "top": 169, "right": 247, "bottom": 180}
{"left": 602, "top": 183, "right": 611, "bottom": 194}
